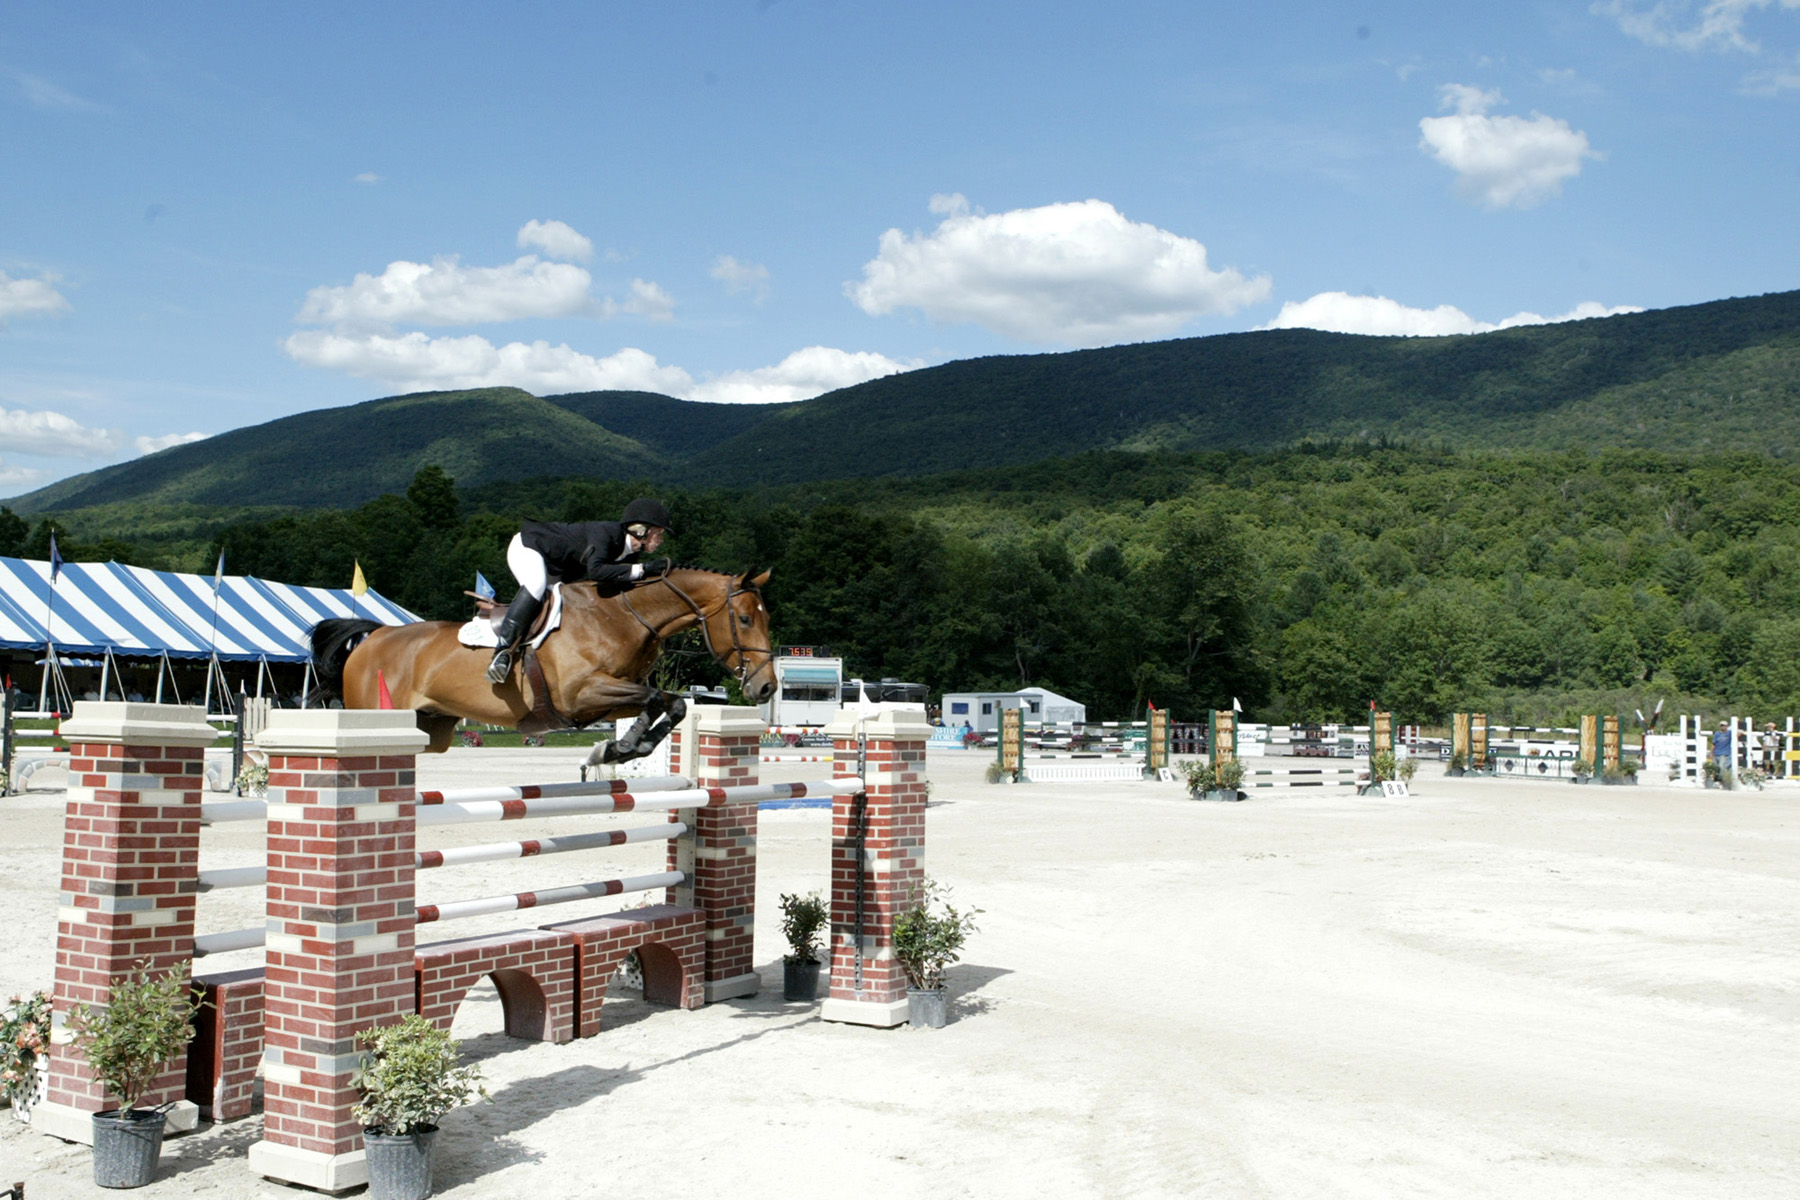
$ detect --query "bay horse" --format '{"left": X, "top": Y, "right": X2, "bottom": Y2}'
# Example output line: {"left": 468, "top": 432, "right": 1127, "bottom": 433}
{"left": 309, "top": 567, "right": 776, "bottom": 757}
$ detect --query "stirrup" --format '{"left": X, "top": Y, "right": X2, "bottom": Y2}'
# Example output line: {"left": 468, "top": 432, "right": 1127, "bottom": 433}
{"left": 486, "top": 647, "right": 515, "bottom": 684}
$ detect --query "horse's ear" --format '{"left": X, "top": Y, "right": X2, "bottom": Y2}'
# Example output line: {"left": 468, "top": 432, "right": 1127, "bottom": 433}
{"left": 748, "top": 567, "right": 772, "bottom": 588}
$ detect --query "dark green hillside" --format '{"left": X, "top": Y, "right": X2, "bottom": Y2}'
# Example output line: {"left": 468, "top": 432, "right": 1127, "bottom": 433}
{"left": 15, "top": 388, "right": 668, "bottom": 514}
{"left": 12, "top": 288, "right": 1800, "bottom": 513}
{"left": 689, "top": 290, "right": 1800, "bottom": 484}
{"left": 543, "top": 390, "right": 793, "bottom": 457}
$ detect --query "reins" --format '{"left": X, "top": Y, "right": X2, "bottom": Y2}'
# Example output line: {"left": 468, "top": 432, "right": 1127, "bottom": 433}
{"left": 619, "top": 569, "right": 774, "bottom": 689}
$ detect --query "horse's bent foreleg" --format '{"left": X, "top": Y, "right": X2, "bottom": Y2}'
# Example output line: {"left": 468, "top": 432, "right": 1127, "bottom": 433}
{"left": 418, "top": 713, "right": 459, "bottom": 755}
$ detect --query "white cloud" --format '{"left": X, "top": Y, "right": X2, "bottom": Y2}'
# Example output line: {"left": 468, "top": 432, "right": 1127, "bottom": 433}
{"left": 283, "top": 329, "right": 696, "bottom": 395}
{"left": 354, "top": 172, "right": 382, "bottom": 185}
{"left": 7, "top": 69, "right": 103, "bottom": 112}
{"left": 0, "top": 457, "right": 51, "bottom": 493}
{"left": 846, "top": 197, "right": 1271, "bottom": 345}
{"left": 134, "top": 431, "right": 210, "bottom": 456}
{"left": 283, "top": 329, "right": 916, "bottom": 404}
{"left": 1261, "top": 292, "right": 1644, "bottom": 336}
{"left": 0, "top": 270, "right": 71, "bottom": 322}
{"left": 1743, "top": 52, "right": 1800, "bottom": 90}
{"left": 600, "top": 278, "right": 675, "bottom": 322}
{"left": 517, "top": 219, "right": 594, "bottom": 263}
{"left": 711, "top": 255, "right": 771, "bottom": 302}
{"left": 1594, "top": 0, "right": 1800, "bottom": 53}
{"left": 1418, "top": 85, "right": 1597, "bottom": 209}
{"left": 295, "top": 255, "right": 595, "bottom": 326}
{"left": 688, "top": 346, "right": 917, "bottom": 405}
{"left": 0, "top": 406, "right": 121, "bottom": 456}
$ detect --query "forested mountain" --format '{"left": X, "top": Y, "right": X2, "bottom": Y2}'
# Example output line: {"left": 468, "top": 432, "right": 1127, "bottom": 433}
{"left": 10, "top": 288, "right": 1800, "bottom": 514}
{"left": 14, "top": 388, "right": 672, "bottom": 512}
{"left": 16, "top": 445, "right": 1798, "bottom": 727}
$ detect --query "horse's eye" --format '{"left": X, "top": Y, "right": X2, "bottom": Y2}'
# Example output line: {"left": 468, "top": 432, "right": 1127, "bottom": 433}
{"left": 738, "top": 613, "right": 752, "bottom": 626}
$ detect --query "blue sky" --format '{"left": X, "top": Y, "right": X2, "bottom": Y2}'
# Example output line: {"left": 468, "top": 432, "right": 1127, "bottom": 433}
{"left": 2, "top": 1, "right": 1796, "bottom": 497}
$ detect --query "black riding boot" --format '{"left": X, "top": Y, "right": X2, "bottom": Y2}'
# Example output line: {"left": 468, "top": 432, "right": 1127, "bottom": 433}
{"left": 485, "top": 589, "right": 543, "bottom": 683}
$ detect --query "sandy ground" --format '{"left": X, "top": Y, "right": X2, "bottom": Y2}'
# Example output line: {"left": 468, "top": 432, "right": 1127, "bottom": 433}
{"left": 1, "top": 749, "right": 1797, "bottom": 1199}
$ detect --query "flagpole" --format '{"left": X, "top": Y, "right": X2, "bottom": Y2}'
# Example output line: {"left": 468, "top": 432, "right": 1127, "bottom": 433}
{"left": 207, "top": 549, "right": 225, "bottom": 717}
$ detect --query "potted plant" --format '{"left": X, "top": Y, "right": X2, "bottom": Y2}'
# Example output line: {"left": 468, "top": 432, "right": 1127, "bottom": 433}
{"left": 891, "top": 879, "right": 981, "bottom": 1030}
{"left": 1570, "top": 757, "right": 1595, "bottom": 785}
{"left": 66, "top": 960, "right": 203, "bottom": 1189}
{"left": 2, "top": 990, "right": 51, "bottom": 1124}
{"left": 1446, "top": 752, "right": 1467, "bottom": 777}
{"left": 1178, "top": 759, "right": 1214, "bottom": 799}
{"left": 354, "top": 1016, "right": 485, "bottom": 1200}
{"left": 234, "top": 758, "right": 269, "bottom": 797}
{"left": 1703, "top": 758, "right": 1727, "bottom": 789}
{"left": 1600, "top": 763, "right": 1638, "bottom": 786}
{"left": 1398, "top": 756, "right": 1418, "bottom": 786}
{"left": 1210, "top": 757, "right": 1245, "bottom": 801}
{"left": 779, "top": 891, "right": 829, "bottom": 1000}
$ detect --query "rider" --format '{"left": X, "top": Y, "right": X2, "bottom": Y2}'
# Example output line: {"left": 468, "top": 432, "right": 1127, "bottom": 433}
{"left": 485, "top": 498, "right": 674, "bottom": 683}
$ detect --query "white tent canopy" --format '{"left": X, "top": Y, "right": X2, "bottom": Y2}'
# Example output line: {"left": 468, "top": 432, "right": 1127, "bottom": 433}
{"left": 0, "top": 556, "right": 415, "bottom": 662}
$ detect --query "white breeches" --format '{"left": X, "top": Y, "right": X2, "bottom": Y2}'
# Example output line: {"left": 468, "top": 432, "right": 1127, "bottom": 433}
{"left": 507, "top": 534, "right": 549, "bottom": 600}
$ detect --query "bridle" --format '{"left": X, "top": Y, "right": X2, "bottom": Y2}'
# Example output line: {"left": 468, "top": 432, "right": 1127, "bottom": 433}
{"left": 621, "top": 568, "right": 775, "bottom": 690}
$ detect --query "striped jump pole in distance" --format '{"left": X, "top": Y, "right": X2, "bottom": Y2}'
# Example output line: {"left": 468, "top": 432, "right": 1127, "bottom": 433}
{"left": 417, "top": 777, "right": 865, "bottom": 827}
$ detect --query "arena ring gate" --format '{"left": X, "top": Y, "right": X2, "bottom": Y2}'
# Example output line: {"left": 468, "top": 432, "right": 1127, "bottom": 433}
{"left": 28, "top": 701, "right": 929, "bottom": 1192}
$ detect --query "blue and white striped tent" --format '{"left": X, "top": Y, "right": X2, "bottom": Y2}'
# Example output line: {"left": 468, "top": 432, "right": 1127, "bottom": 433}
{"left": 0, "top": 557, "right": 416, "bottom": 662}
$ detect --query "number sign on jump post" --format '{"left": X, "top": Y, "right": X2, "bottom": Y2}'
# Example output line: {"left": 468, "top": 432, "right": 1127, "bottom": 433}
{"left": 1208, "top": 709, "right": 1236, "bottom": 768}
{"left": 998, "top": 707, "right": 1023, "bottom": 782}
{"left": 1145, "top": 706, "right": 1169, "bottom": 777}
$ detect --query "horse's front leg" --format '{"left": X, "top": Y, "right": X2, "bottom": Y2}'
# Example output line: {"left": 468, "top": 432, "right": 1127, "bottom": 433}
{"left": 569, "top": 674, "right": 673, "bottom": 764}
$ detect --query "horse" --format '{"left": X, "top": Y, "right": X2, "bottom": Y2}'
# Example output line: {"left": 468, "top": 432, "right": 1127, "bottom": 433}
{"left": 308, "top": 567, "right": 776, "bottom": 757}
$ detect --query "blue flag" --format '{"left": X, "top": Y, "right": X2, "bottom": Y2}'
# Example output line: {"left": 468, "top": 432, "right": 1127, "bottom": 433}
{"left": 49, "top": 533, "right": 62, "bottom": 582}
{"left": 475, "top": 571, "right": 495, "bottom": 600}
{"left": 213, "top": 549, "right": 225, "bottom": 591}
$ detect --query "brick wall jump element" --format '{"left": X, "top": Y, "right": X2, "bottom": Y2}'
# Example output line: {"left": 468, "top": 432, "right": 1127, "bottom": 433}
{"left": 36, "top": 701, "right": 218, "bottom": 1145}
{"left": 414, "top": 930, "right": 577, "bottom": 1044}
{"left": 822, "top": 708, "right": 930, "bottom": 1028}
{"left": 186, "top": 967, "right": 266, "bottom": 1122}
{"left": 245, "top": 709, "right": 428, "bottom": 1195}
{"left": 541, "top": 904, "right": 706, "bottom": 1037}
{"left": 665, "top": 706, "right": 763, "bottom": 1002}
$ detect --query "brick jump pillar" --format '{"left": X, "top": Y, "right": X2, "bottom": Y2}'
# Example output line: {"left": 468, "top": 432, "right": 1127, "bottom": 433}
{"left": 667, "top": 706, "right": 762, "bottom": 1001}
{"left": 821, "top": 708, "right": 930, "bottom": 1027}
{"left": 246, "top": 709, "right": 427, "bottom": 1193}
{"left": 36, "top": 701, "right": 218, "bottom": 1144}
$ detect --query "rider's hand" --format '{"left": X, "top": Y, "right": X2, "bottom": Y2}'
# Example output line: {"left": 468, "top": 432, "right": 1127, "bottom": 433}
{"left": 642, "top": 557, "right": 672, "bottom": 577}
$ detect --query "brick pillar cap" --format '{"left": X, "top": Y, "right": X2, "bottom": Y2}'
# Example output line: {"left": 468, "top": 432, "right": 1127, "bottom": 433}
{"left": 825, "top": 706, "right": 931, "bottom": 740}
{"left": 691, "top": 705, "right": 766, "bottom": 737}
{"left": 61, "top": 701, "right": 220, "bottom": 748}
{"left": 256, "top": 708, "right": 429, "bottom": 756}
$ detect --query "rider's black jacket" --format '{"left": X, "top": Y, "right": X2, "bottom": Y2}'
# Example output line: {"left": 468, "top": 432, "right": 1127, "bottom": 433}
{"left": 520, "top": 519, "right": 643, "bottom": 593}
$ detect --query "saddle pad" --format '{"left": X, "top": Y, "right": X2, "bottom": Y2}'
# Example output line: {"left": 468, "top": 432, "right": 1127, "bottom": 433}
{"left": 457, "top": 584, "right": 564, "bottom": 649}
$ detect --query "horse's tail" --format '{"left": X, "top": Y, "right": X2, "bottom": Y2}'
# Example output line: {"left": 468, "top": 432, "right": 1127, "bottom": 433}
{"left": 308, "top": 618, "right": 383, "bottom": 705}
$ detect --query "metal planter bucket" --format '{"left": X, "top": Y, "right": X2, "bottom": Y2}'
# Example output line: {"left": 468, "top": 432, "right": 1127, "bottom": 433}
{"left": 91, "top": 1109, "right": 165, "bottom": 1189}
{"left": 782, "top": 959, "right": 822, "bottom": 1001}
{"left": 365, "top": 1126, "right": 438, "bottom": 1200}
{"left": 907, "top": 987, "right": 948, "bottom": 1029}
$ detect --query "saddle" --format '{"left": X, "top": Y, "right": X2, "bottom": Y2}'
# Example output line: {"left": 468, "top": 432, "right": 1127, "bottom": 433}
{"left": 464, "top": 591, "right": 557, "bottom": 641}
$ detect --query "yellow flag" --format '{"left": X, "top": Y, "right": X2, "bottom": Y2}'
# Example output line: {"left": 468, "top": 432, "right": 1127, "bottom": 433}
{"left": 351, "top": 560, "right": 367, "bottom": 596}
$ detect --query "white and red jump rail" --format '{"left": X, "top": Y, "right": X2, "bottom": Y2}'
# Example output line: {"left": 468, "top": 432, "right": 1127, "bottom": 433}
{"left": 190, "top": 773, "right": 863, "bottom": 955}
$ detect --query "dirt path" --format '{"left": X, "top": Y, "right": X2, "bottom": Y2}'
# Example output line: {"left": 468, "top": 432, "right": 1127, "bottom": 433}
{"left": 2, "top": 752, "right": 1796, "bottom": 1198}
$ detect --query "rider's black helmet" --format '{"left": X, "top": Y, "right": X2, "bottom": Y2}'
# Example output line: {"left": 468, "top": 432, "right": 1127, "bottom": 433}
{"left": 621, "top": 498, "right": 674, "bottom": 533}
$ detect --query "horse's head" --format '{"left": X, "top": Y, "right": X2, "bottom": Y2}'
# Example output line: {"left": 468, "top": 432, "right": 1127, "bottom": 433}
{"left": 706, "top": 567, "right": 776, "bottom": 704}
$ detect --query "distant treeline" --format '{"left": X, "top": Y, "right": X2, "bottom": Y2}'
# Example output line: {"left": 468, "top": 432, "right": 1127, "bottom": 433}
{"left": 11, "top": 442, "right": 1800, "bottom": 725}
